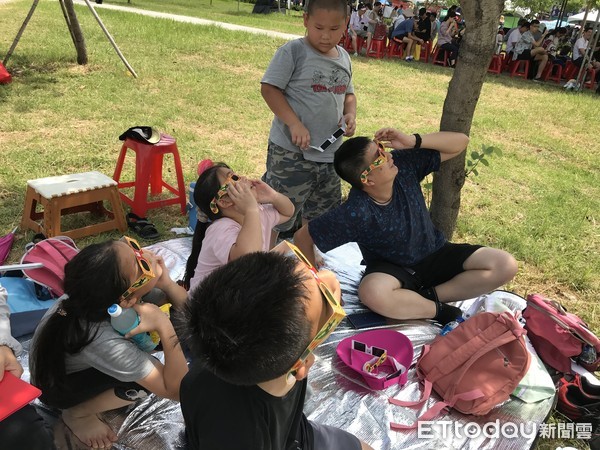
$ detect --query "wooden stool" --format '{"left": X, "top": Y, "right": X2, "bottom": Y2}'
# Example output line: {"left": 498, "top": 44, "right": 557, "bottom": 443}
{"left": 21, "top": 171, "right": 127, "bottom": 239}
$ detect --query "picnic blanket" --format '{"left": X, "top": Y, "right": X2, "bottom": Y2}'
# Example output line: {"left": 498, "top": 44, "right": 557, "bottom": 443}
{"left": 17, "top": 238, "right": 555, "bottom": 449}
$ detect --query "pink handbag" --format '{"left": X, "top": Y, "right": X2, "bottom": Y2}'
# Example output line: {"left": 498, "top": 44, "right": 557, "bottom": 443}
{"left": 523, "top": 293, "right": 600, "bottom": 373}
{"left": 336, "top": 329, "right": 413, "bottom": 390}
{"left": 389, "top": 312, "right": 530, "bottom": 429}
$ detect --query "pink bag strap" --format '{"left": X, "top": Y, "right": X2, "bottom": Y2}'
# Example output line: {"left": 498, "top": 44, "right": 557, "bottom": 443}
{"left": 388, "top": 376, "right": 433, "bottom": 408}
{"left": 390, "top": 381, "right": 484, "bottom": 430}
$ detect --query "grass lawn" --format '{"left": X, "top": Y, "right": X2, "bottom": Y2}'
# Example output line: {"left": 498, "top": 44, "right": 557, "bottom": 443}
{"left": 0, "top": 1, "right": 598, "bottom": 447}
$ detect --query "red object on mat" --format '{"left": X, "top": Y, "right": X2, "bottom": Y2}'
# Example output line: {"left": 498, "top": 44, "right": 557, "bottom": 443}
{"left": 0, "top": 372, "right": 42, "bottom": 420}
{"left": 0, "top": 62, "right": 12, "bottom": 84}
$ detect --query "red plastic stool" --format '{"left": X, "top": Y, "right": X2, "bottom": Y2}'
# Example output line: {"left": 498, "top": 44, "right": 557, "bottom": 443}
{"left": 510, "top": 59, "right": 529, "bottom": 79}
{"left": 563, "top": 61, "right": 578, "bottom": 80}
{"left": 367, "top": 23, "right": 388, "bottom": 58}
{"left": 543, "top": 62, "right": 563, "bottom": 83}
{"left": 431, "top": 46, "right": 449, "bottom": 66}
{"left": 584, "top": 68, "right": 597, "bottom": 90}
{"left": 419, "top": 41, "right": 431, "bottom": 62}
{"left": 488, "top": 54, "right": 502, "bottom": 74}
{"left": 387, "top": 39, "right": 404, "bottom": 58}
{"left": 113, "top": 134, "right": 187, "bottom": 218}
{"left": 501, "top": 52, "right": 513, "bottom": 72}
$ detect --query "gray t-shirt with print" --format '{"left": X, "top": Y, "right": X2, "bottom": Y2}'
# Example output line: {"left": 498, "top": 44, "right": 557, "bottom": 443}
{"left": 262, "top": 38, "right": 354, "bottom": 163}
{"left": 31, "top": 301, "right": 156, "bottom": 382}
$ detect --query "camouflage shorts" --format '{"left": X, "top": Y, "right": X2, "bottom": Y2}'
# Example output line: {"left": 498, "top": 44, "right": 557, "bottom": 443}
{"left": 262, "top": 141, "right": 341, "bottom": 232}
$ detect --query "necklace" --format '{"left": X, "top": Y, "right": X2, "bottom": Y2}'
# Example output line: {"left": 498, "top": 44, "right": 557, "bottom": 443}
{"left": 370, "top": 193, "right": 393, "bottom": 206}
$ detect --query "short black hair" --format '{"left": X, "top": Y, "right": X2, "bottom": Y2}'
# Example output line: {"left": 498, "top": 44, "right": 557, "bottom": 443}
{"left": 306, "top": 0, "right": 348, "bottom": 17}
{"left": 182, "top": 252, "right": 313, "bottom": 385}
{"left": 530, "top": 19, "right": 540, "bottom": 26}
{"left": 418, "top": 7, "right": 426, "bottom": 16}
{"left": 334, "top": 136, "right": 372, "bottom": 190}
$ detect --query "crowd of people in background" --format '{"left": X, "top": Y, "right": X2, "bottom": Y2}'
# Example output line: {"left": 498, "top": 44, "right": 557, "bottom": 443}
{"left": 343, "top": 1, "right": 599, "bottom": 90}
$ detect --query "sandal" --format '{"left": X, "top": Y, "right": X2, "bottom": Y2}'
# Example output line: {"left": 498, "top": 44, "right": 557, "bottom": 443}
{"left": 126, "top": 213, "right": 160, "bottom": 240}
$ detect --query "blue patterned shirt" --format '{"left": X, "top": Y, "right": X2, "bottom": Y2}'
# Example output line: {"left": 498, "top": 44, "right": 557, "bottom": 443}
{"left": 308, "top": 148, "right": 446, "bottom": 266}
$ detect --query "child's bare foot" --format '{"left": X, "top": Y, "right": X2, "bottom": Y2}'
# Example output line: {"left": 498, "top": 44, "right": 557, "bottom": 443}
{"left": 62, "top": 409, "right": 118, "bottom": 449}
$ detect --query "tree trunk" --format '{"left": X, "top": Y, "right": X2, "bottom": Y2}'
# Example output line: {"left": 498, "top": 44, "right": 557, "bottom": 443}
{"left": 61, "top": 0, "right": 87, "bottom": 65}
{"left": 429, "top": 0, "right": 504, "bottom": 239}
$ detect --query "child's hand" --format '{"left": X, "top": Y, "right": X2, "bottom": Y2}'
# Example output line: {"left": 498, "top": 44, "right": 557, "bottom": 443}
{"left": 342, "top": 114, "right": 356, "bottom": 137}
{"left": 289, "top": 121, "right": 311, "bottom": 150}
{"left": 125, "top": 302, "right": 171, "bottom": 338}
{"left": 250, "top": 179, "right": 278, "bottom": 204}
{"left": 374, "top": 127, "right": 414, "bottom": 149}
{"left": 227, "top": 179, "right": 259, "bottom": 215}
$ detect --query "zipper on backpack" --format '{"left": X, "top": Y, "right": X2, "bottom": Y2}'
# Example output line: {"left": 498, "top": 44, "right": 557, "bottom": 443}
{"left": 495, "top": 348, "right": 510, "bottom": 366}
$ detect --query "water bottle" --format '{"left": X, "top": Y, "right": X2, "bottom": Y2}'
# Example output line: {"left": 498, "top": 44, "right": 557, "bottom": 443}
{"left": 108, "top": 304, "right": 157, "bottom": 352}
{"left": 440, "top": 316, "right": 465, "bottom": 336}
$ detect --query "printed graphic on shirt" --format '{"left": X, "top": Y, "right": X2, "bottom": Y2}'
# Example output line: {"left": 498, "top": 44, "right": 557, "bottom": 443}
{"left": 311, "top": 68, "right": 349, "bottom": 94}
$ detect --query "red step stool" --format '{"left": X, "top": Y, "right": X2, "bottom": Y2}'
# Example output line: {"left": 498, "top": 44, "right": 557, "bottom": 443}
{"left": 542, "top": 62, "right": 563, "bottom": 83}
{"left": 583, "top": 68, "right": 597, "bottom": 90}
{"left": 113, "top": 134, "right": 187, "bottom": 218}
{"left": 419, "top": 41, "right": 432, "bottom": 62}
{"left": 387, "top": 38, "right": 405, "bottom": 59}
{"left": 431, "top": 46, "right": 449, "bottom": 66}
{"left": 488, "top": 54, "right": 502, "bottom": 74}
{"left": 510, "top": 59, "right": 530, "bottom": 79}
{"left": 366, "top": 23, "right": 388, "bottom": 59}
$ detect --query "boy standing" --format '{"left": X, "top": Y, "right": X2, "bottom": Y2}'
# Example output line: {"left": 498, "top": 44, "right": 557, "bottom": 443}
{"left": 261, "top": 0, "right": 357, "bottom": 246}
{"left": 294, "top": 128, "right": 518, "bottom": 325}
{"left": 180, "top": 251, "right": 373, "bottom": 450}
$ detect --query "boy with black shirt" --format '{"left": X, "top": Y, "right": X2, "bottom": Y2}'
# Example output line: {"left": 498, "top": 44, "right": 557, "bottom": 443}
{"left": 180, "top": 252, "right": 373, "bottom": 450}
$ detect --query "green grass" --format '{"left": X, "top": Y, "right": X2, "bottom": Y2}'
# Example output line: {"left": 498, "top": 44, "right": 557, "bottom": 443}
{"left": 0, "top": 2, "right": 598, "bottom": 447}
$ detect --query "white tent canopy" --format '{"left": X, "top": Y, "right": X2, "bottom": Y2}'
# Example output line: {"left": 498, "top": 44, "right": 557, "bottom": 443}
{"left": 567, "top": 9, "right": 600, "bottom": 24}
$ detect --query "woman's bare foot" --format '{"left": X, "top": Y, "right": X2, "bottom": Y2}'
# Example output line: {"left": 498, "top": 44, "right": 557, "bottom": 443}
{"left": 62, "top": 409, "right": 118, "bottom": 449}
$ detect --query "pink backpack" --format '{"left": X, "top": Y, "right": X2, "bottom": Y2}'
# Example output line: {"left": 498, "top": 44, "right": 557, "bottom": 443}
{"left": 523, "top": 293, "right": 600, "bottom": 373}
{"left": 389, "top": 312, "right": 530, "bottom": 429}
{"left": 20, "top": 237, "right": 79, "bottom": 298}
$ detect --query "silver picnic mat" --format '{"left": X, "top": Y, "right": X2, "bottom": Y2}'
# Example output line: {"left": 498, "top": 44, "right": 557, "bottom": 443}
{"left": 17, "top": 238, "right": 554, "bottom": 449}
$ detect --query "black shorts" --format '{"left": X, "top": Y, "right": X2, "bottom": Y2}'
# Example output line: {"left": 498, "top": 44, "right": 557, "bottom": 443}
{"left": 393, "top": 34, "right": 407, "bottom": 42}
{"left": 40, "top": 367, "right": 150, "bottom": 410}
{"left": 363, "top": 242, "right": 482, "bottom": 291}
{"left": 516, "top": 49, "right": 532, "bottom": 60}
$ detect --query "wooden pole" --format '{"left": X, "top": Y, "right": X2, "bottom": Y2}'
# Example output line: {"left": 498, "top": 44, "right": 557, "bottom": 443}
{"left": 3, "top": 0, "right": 39, "bottom": 66}
{"left": 60, "top": 0, "right": 88, "bottom": 64}
{"left": 81, "top": 0, "right": 138, "bottom": 77}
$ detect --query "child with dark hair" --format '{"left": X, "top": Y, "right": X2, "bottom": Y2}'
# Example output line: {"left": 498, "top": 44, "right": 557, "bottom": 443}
{"left": 30, "top": 239, "right": 189, "bottom": 449}
{"left": 294, "top": 128, "right": 518, "bottom": 326}
{"left": 261, "top": 0, "right": 357, "bottom": 247}
{"left": 180, "top": 250, "right": 373, "bottom": 450}
{"left": 183, "top": 160, "right": 294, "bottom": 291}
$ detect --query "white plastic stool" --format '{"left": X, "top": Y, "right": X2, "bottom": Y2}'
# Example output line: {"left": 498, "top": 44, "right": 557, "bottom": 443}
{"left": 21, "top": 171, "right": 127, "bottom": 239}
